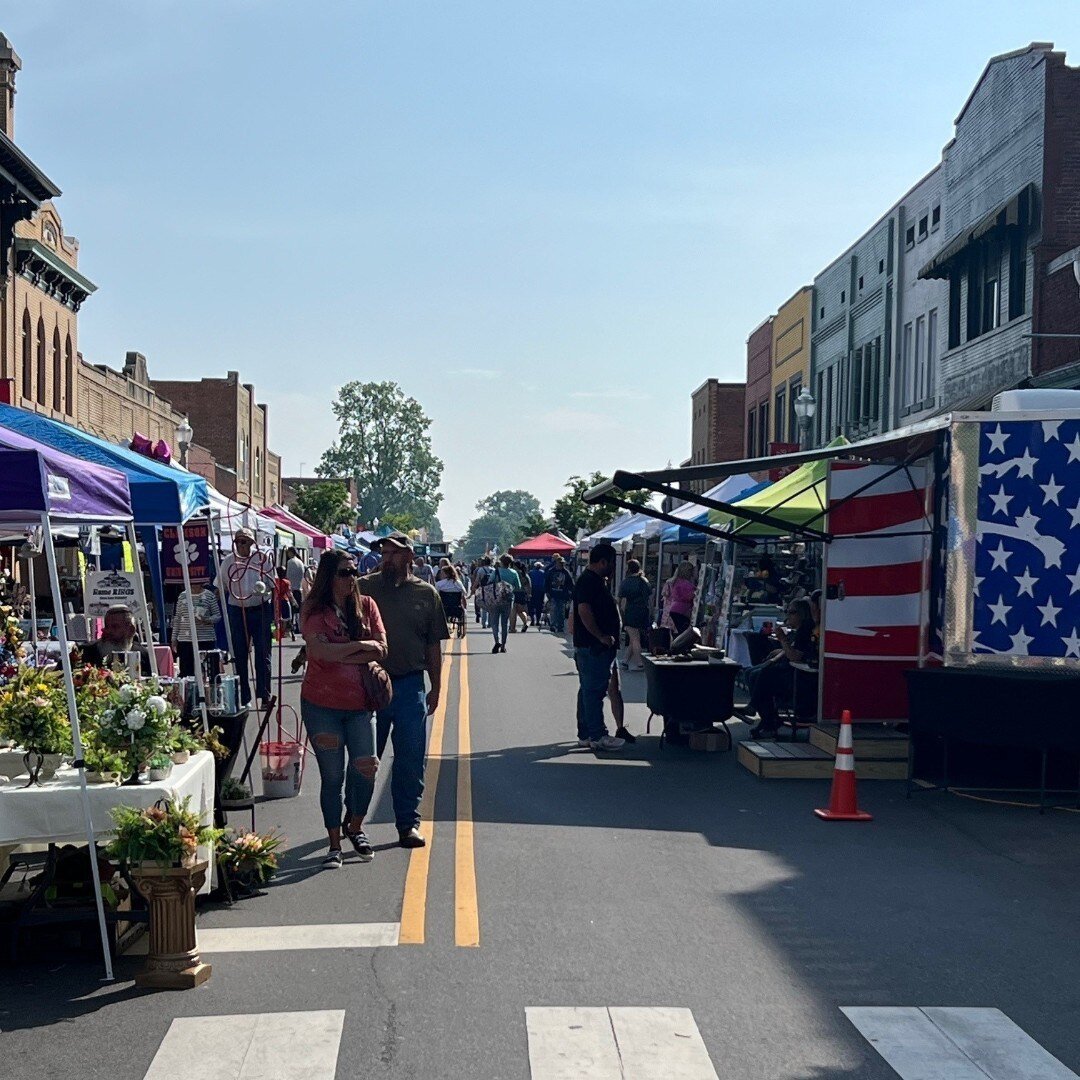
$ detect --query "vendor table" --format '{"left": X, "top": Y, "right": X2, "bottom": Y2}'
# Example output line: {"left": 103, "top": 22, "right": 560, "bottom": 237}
{"left": 642, "top": 654, "right": 741, "bottom": 746}
{"left": 905, "top": 668, "right": 1080, "bottom": 809}
{"left": 0, "top": 751, "right": 216, "bottom": 868}
{"left": 30, "top": 642, "right": 175, "bottom": 677}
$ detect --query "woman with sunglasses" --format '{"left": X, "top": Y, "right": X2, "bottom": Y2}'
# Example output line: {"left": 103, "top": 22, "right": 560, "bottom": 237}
{"left": 300, "top": 550, "right": 388, "bottom": 869}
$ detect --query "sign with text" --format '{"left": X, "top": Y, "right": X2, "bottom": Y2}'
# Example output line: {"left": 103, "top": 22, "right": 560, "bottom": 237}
{"left": 84, "top": 570, "right": 141, "bottom": 617}
{"left": 161, "top": 522, "right": 211, "bottom": 584}
{"left": 768, "top": 442, "right": 800, "bottom": 481}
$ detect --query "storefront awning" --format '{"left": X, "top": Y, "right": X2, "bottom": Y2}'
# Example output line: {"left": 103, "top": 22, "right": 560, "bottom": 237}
{"left": 918, "top": 183, "right": 1036, "bottom": 280}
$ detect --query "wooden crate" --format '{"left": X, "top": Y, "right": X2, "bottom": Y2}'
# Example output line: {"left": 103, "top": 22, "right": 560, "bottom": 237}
{"left": 809, "top": 723, "right": 910, "bottom": 760}
{"left": 738, "top": 739, "right": 908, "bottom": 780}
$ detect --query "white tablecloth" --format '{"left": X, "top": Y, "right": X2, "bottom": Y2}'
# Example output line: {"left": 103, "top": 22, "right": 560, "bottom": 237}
{"left": 0, "top": 751, "right": 216, "bottom": 847}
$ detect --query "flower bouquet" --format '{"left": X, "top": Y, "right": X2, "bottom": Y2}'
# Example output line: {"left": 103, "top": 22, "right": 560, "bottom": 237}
{"left": 91, "top": 678, "right": 178, "bottom": 784}
{"left": 0, "top": 602, "right": 25, "bottom": 693}
{"left": 168, "top": 723, "right": 202, "bottom": 765}
{"left": 83, "top": 733, "right": 127, "bottom": 784}
{"left": 0, "top": 667, "right": 72, "bottom": 784}
{"left": 217, "top": 828, "right": 283, "bottom": 902}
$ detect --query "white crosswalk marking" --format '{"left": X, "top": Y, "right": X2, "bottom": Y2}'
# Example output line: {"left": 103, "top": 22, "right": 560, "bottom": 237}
{"left": 526, "top": 1006, "right": 718, "bottom": 1079}
{"left": 143, "top": 1011, "right": 345, "bottom": 1080}
{"left": 842, "top": 1006, "right": 1078, "bottom": 1079}
{"left": 197, "top": 922, "right": 400, "bottom": 952}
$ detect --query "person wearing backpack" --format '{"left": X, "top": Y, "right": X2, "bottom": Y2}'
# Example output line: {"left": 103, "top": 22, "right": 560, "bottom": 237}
{"left": 472, "top": 555, "right": 494, "bottom": 629}
{"left": 545, "top": 553, "right": 573, "bottom": 634}
{"left": 482, "top": 554, "right": 521, "bottom": 653}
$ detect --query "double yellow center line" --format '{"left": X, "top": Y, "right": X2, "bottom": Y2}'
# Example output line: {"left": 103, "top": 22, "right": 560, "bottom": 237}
{"left": 398, "top": 639, "right": 479, "bottom": 947}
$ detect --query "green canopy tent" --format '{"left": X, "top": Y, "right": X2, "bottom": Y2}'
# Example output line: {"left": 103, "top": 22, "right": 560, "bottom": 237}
{"left": 709, "top": 437, "right": 849, "bottom": 537}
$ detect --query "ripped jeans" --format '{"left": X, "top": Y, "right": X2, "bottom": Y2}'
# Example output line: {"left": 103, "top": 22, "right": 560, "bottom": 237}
{"left": 301, "top": 699, "right": 378, "bottom": 830}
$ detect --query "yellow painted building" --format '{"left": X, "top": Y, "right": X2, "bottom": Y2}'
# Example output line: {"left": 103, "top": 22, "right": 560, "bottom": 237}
{"left": 770, "top": 286, "right": 812, "bottom": 445}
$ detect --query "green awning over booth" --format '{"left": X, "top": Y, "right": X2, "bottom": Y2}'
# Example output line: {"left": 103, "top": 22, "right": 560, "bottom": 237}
{"left": 708, "top": 437, "right": 848, "bottom": 536}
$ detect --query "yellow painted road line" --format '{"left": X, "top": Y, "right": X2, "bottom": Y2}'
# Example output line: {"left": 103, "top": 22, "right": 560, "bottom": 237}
{"left": 398, "top": 648, "right": 453, "bottom": 945}
{"left": 455, "top": 642, "right": 480, "bottom": 947}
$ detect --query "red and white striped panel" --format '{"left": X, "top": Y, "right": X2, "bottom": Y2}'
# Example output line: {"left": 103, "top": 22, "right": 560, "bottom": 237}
{"left": 822, "top": 463, "right": 930, "bottom": 722}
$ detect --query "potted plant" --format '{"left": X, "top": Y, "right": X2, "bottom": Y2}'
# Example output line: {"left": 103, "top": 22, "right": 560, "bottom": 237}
{"left": 219, "top": 776, "right": 252, "bottom": 807}
{"left": 0, "top": 667, "right": 72, "bottom": 784}
{"left": 217, "top": 828, "right": 283, "bottom": 902}
{"left": 83, "top": 738, "right": 126, "bottom": 784}
{"left": 147, "top": 753, "right": 174, "bottom": 782}
{"left": 168, "top": 724, "right": 201, "bottom": 765}
{"left": 107, "top": 798, "right": 223, "bottom": 989}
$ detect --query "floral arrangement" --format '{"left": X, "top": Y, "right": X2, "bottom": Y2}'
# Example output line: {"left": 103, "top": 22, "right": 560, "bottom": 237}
{"left": 72, "top": 664, "right": 124, "bottom": 725}
{"left": 92, "top": 678, "right": 178, "bottom": 773}
{"left": 220, "top": 776, "right": 251, "bottom": 802}
{"left": 82, "top": 733, "right": 128, "bottom": 780}
{"left": 0, "top": 666, "right": 72, "bottom": 755}
{"left": 169, "top": 724, "right": 202, "bottom": 756}
{"left": 0, "top": 602, "right": 25, "bottom": 688}
{"left": 218, "top": 829, "right": 283, "bottom": 884}
{"left": 106, "top": 797, "right": 223, "bottom": 868}
{"left": 200, "top": 724, "right": 230, "bottom": 760}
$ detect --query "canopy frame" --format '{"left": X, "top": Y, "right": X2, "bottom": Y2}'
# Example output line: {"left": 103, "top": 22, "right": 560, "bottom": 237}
{"left": 592, "top": 494, "right": 757, "bottom": 548}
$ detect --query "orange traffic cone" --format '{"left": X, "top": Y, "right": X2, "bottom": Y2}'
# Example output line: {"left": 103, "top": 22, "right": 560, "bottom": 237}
{"left": 814, "top": 709, "right": 872, "bottom": 821}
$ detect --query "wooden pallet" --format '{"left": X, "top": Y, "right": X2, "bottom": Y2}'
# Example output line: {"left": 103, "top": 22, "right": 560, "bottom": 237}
{"left": 809, "top": 723, "right": 909, "bottom": 760}
{"left": 738, "top": 739, "right": 908, "bottom": 780}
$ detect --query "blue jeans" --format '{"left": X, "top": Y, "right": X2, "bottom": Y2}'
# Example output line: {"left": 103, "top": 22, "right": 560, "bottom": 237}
{"left": 357, "top": 672, "right": 429, "bottom": 833}
{"left": 489, "top": 604, "right": 510, "bottom": 645}
{"left": 575, "top": 646, "right": 616, "bottom": 741}
{"left": 228, "top": 602, "right": 272, "bottom": 704}
{"left": 549, "top": 592, "right": 568, "bottom": 632}
{"left": 302, "top": 700, "right": 378, "bottom": 830}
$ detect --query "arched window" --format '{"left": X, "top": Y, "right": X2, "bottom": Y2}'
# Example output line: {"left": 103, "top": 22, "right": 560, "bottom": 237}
{"left": 21, "top": 311, "right": 32, "bottom": 400}
{"left": 52, "top": 328, "right": 62, "bottom": 411}
{"left": 64, "top": 335, "right": 74, "bottom": 415}
{"left": 35, "top": 318, "right": 46, "bottom": 406}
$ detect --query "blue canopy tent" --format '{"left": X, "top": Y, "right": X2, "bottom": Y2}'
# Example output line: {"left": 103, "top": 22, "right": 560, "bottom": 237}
{"left": 657, "top": 476, "right": 769, "bottom": 544}
{"left": 0, "top": 405, "right": 212, "bottom": 719}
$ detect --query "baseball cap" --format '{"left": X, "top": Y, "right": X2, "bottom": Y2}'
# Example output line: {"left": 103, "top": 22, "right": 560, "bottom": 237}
{"left": 234, "top": 527, "right": 255, "bottom": 542}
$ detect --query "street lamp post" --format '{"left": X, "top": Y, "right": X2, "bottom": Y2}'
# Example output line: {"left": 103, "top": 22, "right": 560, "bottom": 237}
{"left": 793, "top": 388, "right": 817, "bottom": 449}
{"left": 175, "top": 416, "right": 193, "bottom": 468}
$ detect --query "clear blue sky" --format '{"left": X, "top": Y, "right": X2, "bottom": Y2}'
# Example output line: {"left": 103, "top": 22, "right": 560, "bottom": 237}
{"left": 5, "top": 3, "right": 1078, "bottom": 536}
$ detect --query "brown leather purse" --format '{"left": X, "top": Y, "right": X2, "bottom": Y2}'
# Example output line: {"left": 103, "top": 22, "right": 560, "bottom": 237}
{"left": 358, "top": 600, "right": 393, "bottom": 710}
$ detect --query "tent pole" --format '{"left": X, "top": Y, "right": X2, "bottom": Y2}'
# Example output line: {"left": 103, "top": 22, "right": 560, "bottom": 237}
{"left": 43, "top": 515, "right": 114, "bottom": 982}
{"left": 208, "top": 513, "right": 236, "bottom": 661}
{"left": 125, "top": 522, "right": 159, "bottom": 678}
{"left": 654, "top": 539, "right": 664, "bottom": 616}
{"left": 27, "top": 552, "right": 40, "bottom": 668}
{"left": 178, "top": 522, "right": 211, "bottom": 732}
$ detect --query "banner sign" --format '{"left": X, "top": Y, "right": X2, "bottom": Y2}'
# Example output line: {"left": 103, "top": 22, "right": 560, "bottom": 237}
{"left": 84, "top": 570, "right": 141, "bottom": 617}
{"left": 161, "top": 522, "right": 211, "bottom": 584}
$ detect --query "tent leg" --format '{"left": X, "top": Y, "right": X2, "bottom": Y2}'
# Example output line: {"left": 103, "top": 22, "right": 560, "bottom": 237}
{"left": 178, "top": 522, "right": 211, "bottom": 733}
{"left": 208, "top": 514, "right": 236, "bottom": 661}
{"left": 126, "top": 522, "right": 159, "bottom": 677}
{"left": 43, "top": 517, "right": 114, "bottom": 982}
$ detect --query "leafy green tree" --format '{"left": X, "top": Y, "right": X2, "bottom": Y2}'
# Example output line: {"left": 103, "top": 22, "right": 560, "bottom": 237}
{"left": 475, "top": 490, "right": 541, "bottom": 524}
{"left": 317, "top": 381, "right": 444, "bottom": 528}
{"left": 515, "top": 509, "right": 549, "bottom": 542}
{"left": 380, "top": 511, "right": 419, "bottom": 534}
{"left": 457, "top": 513, "right": 519, "bottom": 558}
{"left": 552, "top": 472, "right": 650, "bottom": 537}
{"left": 293, "top": 481, "right": 351, "bottom": 534}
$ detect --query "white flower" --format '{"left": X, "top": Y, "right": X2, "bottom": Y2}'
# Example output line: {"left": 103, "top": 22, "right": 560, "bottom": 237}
{"left": 124, "top": 709, "right": 146, "bottom": 731}
{"left": 146, "top": 695, "right": 167, "bottom": 716}
{"left": 118, "top": 685, "right": 135, "bottom": 703}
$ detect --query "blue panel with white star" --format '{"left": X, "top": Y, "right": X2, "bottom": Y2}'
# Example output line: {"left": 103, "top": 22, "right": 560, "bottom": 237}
{"left": 972, "top": 419, "right": 1080, "bottom": 658}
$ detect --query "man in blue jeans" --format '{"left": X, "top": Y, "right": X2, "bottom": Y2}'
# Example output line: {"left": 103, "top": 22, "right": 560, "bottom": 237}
{"left": 545, "top": 554, "right": 573, "bottom": 634}
{"left": 358, "top": 532, "right": 450, "bottom": 847}
{"left": 571, "top": 542, "right": 625, "bottom": 752}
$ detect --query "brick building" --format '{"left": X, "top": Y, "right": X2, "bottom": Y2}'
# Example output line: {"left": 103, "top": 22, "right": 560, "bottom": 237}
{"left": 744, "top": 317, "right": 774, "bottom": 456}
{"left": 688, "top": 379, "right": 745, "bottom": 492}
{"left": 771, "top": 287, "right": 812, "bottom": 446}
{"left": 151, "top": 371, "right": 281, "bottom": 506}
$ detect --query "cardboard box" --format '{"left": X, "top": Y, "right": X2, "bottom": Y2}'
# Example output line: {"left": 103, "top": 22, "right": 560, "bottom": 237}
{"left": 689, "top": 728, "right": 730, "bottom": 753}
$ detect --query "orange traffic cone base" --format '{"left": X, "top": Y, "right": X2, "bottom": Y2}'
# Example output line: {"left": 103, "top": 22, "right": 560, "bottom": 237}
{"left": 814, "top": 806, "right": 872, "bottom": 821}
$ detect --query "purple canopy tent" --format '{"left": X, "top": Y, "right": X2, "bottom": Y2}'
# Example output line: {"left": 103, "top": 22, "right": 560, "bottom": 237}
{"left": 0, "top": 444, "right": 134, "bottom": 982}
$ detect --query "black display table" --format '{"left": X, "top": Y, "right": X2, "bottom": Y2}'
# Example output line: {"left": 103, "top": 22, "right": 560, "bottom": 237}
{"left": 642, "top": 655, "right": 741, "bottom": 747}
{"left": 904, "top": 667, "right": 1080, "bottom": 810}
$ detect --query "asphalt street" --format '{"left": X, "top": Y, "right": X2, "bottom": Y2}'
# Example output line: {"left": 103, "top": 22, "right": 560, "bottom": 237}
{"left": 3, "top": 622, "right": 1080, "bottom": 1078}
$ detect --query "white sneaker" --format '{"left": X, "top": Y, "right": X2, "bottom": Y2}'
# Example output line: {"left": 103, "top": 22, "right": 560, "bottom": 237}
{"left": 590, "top": 735, "right": 625, "bottom": 751}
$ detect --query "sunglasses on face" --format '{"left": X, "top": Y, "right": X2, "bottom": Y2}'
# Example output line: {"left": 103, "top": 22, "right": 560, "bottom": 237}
{"left": 336, "top": 566, "right": 359, "bottom": 578}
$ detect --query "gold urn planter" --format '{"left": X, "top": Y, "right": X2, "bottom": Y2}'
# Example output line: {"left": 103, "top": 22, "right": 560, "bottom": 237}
{"left": 129, "top": 860, "right": 211, "bottom": 989}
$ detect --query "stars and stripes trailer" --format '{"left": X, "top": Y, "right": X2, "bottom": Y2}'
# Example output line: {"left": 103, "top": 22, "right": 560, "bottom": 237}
{"left": 949, "top": 416, "right": 1080, "bottom": 667}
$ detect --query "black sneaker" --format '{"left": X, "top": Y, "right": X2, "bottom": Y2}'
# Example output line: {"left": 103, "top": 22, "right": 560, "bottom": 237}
{"left": 492, "top": 643, "right": 500, "bottom": 654}
{"left": 614, "top": 726, "right": 637, "bottom": 745}
{"left": 399, "top": 828, "right": 427, "bottom": 849}
{"left": 344, "top": 829, "right": 374, "bottom": 863}
{"left": 323, "top": 848, "right": 343, "bottom": 870}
